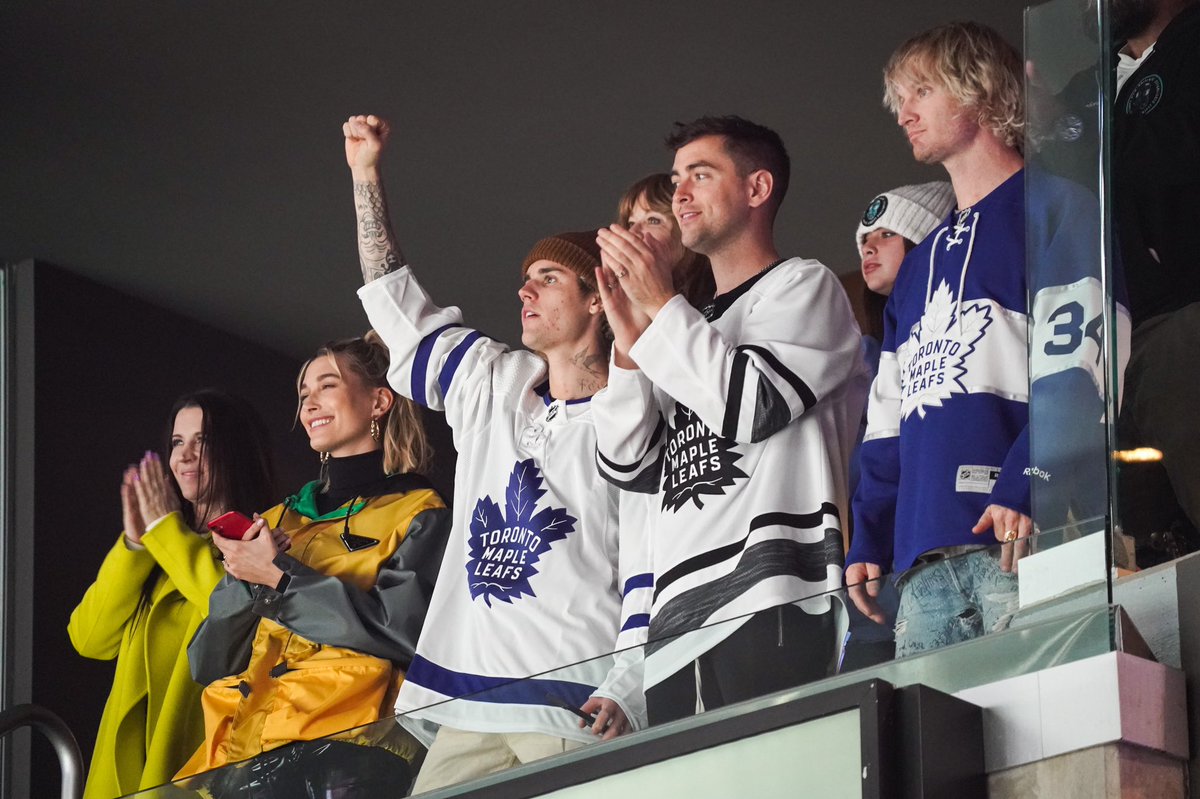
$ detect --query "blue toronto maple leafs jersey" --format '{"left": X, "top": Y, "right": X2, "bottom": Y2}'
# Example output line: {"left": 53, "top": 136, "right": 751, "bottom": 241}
{"left": 849, "top": 169, "right": 1131, "bottom": 574}
{"left": 850, "top": 171, "right": 1031, "bottom": 573}
{"left": 593, "top": 258, "right": 870, "bottom": 688}
{"left": 358, "top": 268, "right": 650, "bottom": 742}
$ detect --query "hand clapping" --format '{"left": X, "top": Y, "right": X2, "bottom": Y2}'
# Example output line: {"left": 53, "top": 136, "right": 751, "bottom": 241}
{"left": 122, "top": 452, "right": 182, "bottom": 545}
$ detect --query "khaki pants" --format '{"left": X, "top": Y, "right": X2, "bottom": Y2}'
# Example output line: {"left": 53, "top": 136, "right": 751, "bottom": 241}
{"left": 412, "top": 726, "right": 584, "bottom": 794}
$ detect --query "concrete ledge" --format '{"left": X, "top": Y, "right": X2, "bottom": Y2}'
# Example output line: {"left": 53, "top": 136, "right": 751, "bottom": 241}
{"left": 988, "top": 742, "right": 1185, "bottom": 799}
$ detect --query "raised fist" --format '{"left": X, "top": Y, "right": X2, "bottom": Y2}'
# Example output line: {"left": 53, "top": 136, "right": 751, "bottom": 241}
{"left": 344, "top": 114, "right": 391, "bottom": 174}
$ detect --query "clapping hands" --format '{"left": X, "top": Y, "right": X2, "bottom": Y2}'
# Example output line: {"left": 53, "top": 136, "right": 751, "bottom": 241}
{"left": 120, "top": 452, "right": 181, "bottom": 545}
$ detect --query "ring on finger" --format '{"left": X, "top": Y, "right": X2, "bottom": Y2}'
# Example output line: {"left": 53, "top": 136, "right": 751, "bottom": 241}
{"left": 1003, "top": 529, "right": 1018, "bottom": 543}
{"left": 617, "top": 269, "right": 628, "bottom": 278}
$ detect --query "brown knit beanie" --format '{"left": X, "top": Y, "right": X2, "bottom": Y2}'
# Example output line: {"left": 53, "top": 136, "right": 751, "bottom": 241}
{"left": 520, "top": 231, "right": 602, "bottom": 293}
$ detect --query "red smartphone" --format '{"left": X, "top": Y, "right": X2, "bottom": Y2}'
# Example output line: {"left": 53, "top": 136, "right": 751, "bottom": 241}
{"left": 207, "top": 511, "right": 254, "bottom": 540}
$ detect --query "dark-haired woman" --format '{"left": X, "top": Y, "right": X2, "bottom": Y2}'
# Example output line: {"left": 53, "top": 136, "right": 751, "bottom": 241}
{"left": 177, "top": 333, "right": 450, "bottom": 793}
{"left": 69, "top": 390, "right": 276, "bottom": 799}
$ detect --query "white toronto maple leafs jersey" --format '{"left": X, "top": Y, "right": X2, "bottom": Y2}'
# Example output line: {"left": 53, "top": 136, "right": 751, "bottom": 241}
{"left": 358, "top": 268, "right": 650, "bottom": 742}
{"left": 593, "top": 258, "right": 870, "bottom": 688}
{"left": 851, "top": 169, "right": 1133, "bottom": 573}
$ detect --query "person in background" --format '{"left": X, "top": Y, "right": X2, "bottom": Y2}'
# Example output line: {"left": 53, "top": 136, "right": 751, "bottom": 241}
{"left": 617, "top": 172, "right": 715, "bottom": 309}
{"left": 1110, "top": 0, "right": 1200, "bottom": 565}
{"left": 854, "top": 181, "right": 956, "bottom": 374}
{"left": 69, "top": 390, "right": 275, "bottom": 799}
{"left": 177, "top": 334, "right": 450, "bottom": 796}
{"left": 841, "top": 182, "right": 953, "bottom": 672}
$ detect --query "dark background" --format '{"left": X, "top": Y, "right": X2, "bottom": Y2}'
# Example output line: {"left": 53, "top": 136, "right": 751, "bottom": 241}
{"left": 0, "top": 1, "right": 1023, "bottom": 360}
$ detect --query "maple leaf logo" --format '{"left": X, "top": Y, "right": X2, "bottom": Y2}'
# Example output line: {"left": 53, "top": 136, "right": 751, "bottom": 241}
{"left": 661, "top": 403, "right": 747, "bottom": 512}
{"left": 897, "top": 280, "right": 992, "bottom": 420}
{"left": 466, "top": 459, "right": 577, "bottom": 607}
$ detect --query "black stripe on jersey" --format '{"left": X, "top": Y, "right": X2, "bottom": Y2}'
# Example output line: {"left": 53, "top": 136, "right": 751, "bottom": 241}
{"left": 749, "top": 373, "right": 790, "bottom": 442}
{"left": 751, "top": 504, "right": 839, "bottom": 532}
{"left": 653, "top": 502, "right": 841, "bottom": 601}
{"left": 646, "top": 530, "right": 845, "bottom": 654}
{"left": 737, "top": 344, "right": 818, "bottom": 411}
{"left": 596, "top": 449, "right": 663, "bottom": 494}
{"left": 595, "top": 415, "right": 666, "bottom": 473}
{"left": 721, "top": 351, "right": 750, "bottom": 438}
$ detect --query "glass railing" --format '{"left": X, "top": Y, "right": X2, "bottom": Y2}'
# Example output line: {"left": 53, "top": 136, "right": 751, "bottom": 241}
{"left": 1025, "top": 0, "right": 1121, "bottom": 598}
{"left": 120, "top": 533, "right": 1119, "bottom": 798}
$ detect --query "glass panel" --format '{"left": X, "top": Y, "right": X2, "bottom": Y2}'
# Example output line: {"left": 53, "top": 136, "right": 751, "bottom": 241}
{"left": 0, "top": 266, "right": 9, "bottom": 793}
{"left": 120, "top": 537, "right": 1117, "bottom": 798}
{"left": 1024, "top": 0, "right": 1122, "bottom": 588}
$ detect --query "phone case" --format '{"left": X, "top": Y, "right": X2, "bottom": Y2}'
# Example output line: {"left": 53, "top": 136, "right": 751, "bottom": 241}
{"left": 207, "top": 510, "right": 253, "bottom": 540}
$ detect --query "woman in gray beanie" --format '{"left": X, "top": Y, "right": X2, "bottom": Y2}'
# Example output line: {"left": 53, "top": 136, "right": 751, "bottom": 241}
{"left": 842, "top": 180, "right": 955, "bottom": 673}
{"left": 855, "top": 181, "right": 957, "bottom": 343}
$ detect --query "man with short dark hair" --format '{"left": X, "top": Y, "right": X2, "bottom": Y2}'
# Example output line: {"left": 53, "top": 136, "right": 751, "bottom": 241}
{"left": 594, "top": 115, "right": 867, "bottom": 723}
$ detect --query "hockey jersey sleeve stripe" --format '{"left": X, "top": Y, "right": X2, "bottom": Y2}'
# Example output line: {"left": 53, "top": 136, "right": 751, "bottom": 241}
{"left": 620, "top": 613, "right": 650, "bottom": 632}
{"left": 737, "top": 344, "right": 818, "bottom": 411}
{"left": 406, "top": 654, "right": 596, "bottom": 709}
{"left": 595, "top": 416, "right": 666, "bottom": 474}
{"left": 596, "top": 449, "right": 663, "bottom": 494}
{"left": 622, "top": 573, "right": 653, "bottom": 595}
{"left": 411, "top": 323, "right": 463, "bottom": 406}
{"left": 747, "top": 373, "right": 791, "bottom": 442}
{"left": 437, "top": 330, "right": 483, "bottom": 397}
{"left": 721, "top": 350, "right": 751, "bottom": 438}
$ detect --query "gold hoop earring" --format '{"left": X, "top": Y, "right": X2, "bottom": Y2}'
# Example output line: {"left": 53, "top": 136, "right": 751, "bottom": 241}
{"left": 370, "top": 418, "right": 381, "bottom": 441}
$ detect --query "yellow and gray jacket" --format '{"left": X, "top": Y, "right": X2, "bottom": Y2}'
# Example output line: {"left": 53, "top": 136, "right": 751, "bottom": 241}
{"left": 178, "top": 474, "right": 449, "bottom": 776}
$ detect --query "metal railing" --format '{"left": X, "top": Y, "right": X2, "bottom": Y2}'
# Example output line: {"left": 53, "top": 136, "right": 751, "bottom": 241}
{"left": 0, "top": 704, "right": 83, "bottom": 799}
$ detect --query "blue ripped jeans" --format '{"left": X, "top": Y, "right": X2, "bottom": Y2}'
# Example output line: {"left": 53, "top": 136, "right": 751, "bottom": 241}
{"left": 893, "top": 548, "right": 1018, "bottom": 658}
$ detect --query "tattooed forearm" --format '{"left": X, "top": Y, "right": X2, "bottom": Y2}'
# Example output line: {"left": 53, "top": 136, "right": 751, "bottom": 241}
{"left": 353, "top": 180, "right": 407, "bottom": 284}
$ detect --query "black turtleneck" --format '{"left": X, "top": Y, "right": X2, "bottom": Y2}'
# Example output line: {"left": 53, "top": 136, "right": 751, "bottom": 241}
{"left": 317, "top": 450, "right": 432, "bottom": 516}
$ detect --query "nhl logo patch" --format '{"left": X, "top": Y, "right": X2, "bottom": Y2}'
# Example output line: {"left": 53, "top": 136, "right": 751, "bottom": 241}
{"left": 862, "top": 196, "right": 888, "bottom": 226}
{"left": 1126, "top": 74, "right": 1163, "bottom": 116}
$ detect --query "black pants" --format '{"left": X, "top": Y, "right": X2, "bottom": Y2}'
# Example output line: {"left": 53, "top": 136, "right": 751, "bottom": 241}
{"left": 646, "top": 604, "right": 837, "bottom": 726}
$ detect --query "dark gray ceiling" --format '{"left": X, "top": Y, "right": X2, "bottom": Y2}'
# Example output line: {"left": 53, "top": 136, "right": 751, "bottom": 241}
{"left": 0, "top": 1, "right": 1022, "bottom": 359}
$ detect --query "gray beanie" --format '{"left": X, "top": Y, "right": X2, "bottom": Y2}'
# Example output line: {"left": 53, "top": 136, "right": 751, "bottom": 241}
{"left": 854, "top": 181, "right": 956, "bottom": 254}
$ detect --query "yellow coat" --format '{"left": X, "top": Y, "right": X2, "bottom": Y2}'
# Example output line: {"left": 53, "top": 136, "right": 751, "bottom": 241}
{"left": 68, "top": 513, "right": 224, "bottom": 799}
{"left": 177, "top": 481, "right": 449, "bottom": 778}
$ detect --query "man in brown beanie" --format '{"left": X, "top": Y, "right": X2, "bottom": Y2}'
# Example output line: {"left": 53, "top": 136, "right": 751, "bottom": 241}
{"left": 345, "top": 115, "right": 649, "bottom": 792}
